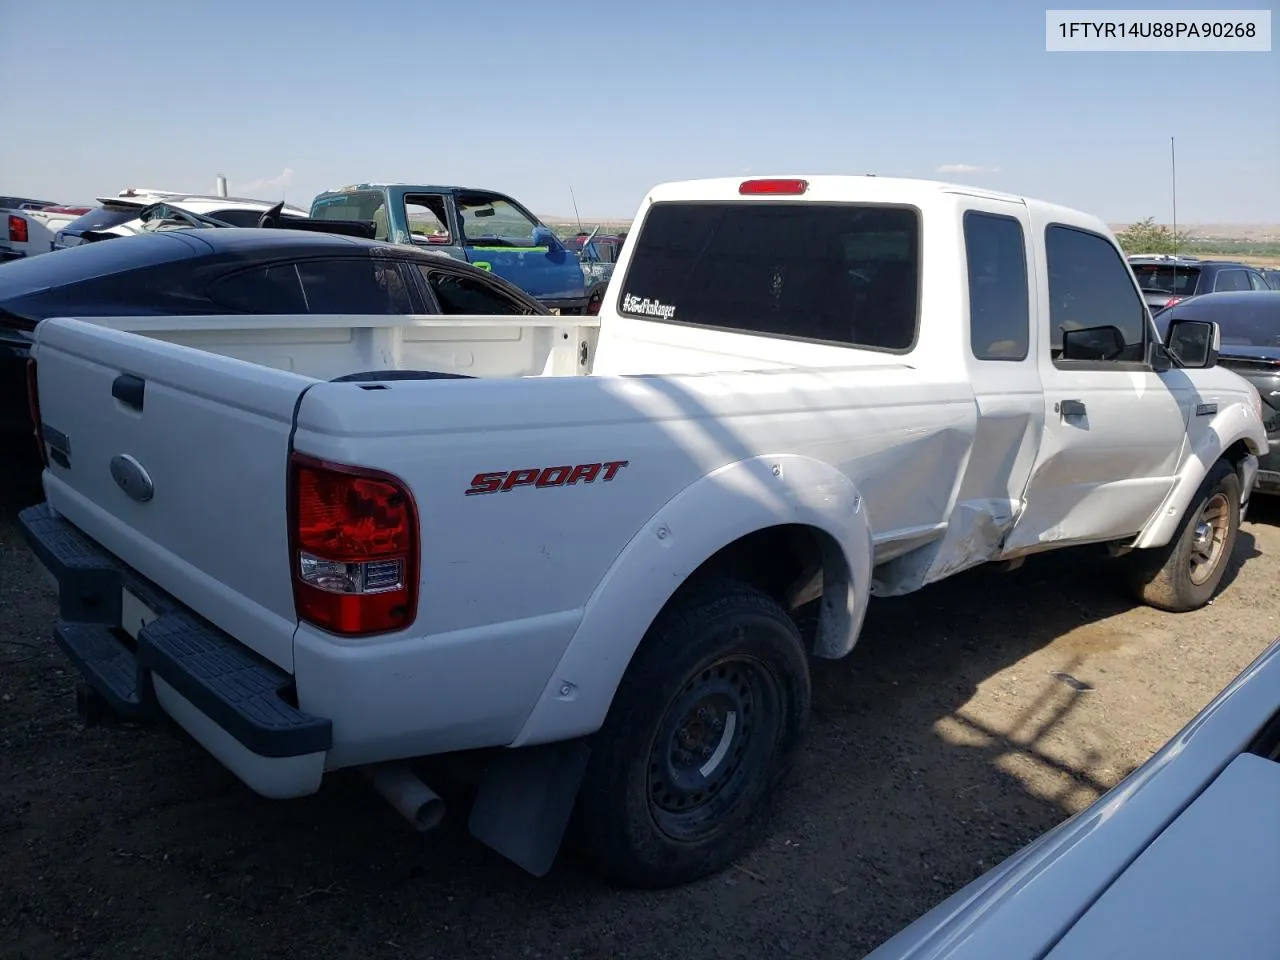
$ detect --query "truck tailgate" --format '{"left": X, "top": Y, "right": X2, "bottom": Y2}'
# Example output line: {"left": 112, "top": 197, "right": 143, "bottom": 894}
{"left": 31, "top": 317, "right": 314, "bottom": 671}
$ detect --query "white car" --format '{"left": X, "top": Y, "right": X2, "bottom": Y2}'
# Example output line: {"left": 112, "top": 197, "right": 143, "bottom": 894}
{"left": 865, "top": 634, "right": 1280, "bottom": 960}
{"left": 18, "top": 174, "right": 1269, "bottom": 890}
{"left": 52, "top": 189, "right": 308, "bottom": 250}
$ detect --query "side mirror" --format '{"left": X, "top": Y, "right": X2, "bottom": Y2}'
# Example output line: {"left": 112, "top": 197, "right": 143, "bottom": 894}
{"left": 1061, "top": 324, "right": 1126, "bottom": 361}
{"left": 1165, "top": 318, "right": 1220, "bottom": 368}
{"left": 531, "top": 225, "right": 556, "bottom": 248}
{"left": 1147, "top": 338, "right": 1172, "bottom": 372}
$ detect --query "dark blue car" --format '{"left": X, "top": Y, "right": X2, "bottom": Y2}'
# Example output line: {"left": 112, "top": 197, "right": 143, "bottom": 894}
{"left": 0, "top": 228, "right": 547, "bottom": 440}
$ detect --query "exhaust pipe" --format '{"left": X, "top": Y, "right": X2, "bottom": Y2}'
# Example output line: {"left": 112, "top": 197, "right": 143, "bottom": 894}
{"left": 364, "top": 763, "right": 446, "bottom": 831}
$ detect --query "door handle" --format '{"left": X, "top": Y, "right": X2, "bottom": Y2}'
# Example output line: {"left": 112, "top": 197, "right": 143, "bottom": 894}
{"left": 112, "top": 373, "right": 146, "bottom": 411}
{"left": 1058, "top": 399, "right": 1087, "bottom": 418}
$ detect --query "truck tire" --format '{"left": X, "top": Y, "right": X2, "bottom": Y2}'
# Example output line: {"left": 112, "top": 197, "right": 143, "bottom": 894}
{"left": 573, "top": 580, "right": 811, "bottom": 888}
{"left": 1128, "top": 459, "right": 1241, "bottom": 612}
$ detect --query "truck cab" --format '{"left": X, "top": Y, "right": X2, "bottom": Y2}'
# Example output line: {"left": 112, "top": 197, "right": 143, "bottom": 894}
{"left": 309, "top": 184, "right": 591, "bottom": 314}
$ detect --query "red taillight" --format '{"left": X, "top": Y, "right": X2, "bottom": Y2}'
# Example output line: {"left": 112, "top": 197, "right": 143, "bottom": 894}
{"left": 8, "top": 215, "right": 29, "bottom": 244}
{"left": 1165, "top": 297, "right": 1183, "bottom": 308}
{"left": 288, "top": 453, "right": 419, "bottom": 637}
{"left": 586, "top": 297, "right": 602, "bottom": 316}
{"left": 738, "top": 178, "right": 808, "bottom": 196}
{"left": 26, "top": 359, "right": 48, "bottom": 468}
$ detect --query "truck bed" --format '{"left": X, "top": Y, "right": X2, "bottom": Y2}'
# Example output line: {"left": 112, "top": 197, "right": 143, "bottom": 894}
{"left": 68, "top": 312, "right": 599, "bottom": 381}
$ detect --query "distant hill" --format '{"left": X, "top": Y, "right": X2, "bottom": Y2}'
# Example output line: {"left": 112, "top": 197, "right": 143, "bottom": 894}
{"left": 1108, "top": 223, "right": 1280, "bottom": 242}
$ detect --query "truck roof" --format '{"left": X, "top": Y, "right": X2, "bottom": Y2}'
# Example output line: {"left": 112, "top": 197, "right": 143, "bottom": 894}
{"left": 315, "top": 183, "right": 511, "bottom": 196}
{"left": 642, "top": 175, "right": 1109, "bottom": 234}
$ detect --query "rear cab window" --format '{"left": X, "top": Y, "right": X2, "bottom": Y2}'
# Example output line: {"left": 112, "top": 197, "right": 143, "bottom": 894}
{"left": 1130, "top": 263, "right": 1200, "bottom": 296}
{"left": 61, "top": 204, "right": 143, "bottom": 235}
{"left": 311, "top": 190, "right": 391, "bottom": 241}
{"left": 617, "top": 202, "right": 920, "bottom": 352}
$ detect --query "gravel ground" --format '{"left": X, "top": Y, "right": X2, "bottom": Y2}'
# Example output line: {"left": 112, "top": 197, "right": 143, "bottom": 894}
{"left": 2, "top": 454, "right": 1278, "bottom": 960}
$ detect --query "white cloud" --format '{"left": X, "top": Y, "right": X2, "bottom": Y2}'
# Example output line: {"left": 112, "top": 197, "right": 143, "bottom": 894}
{"left": 935, "top": 163, "right": 1001, "bottom": 175}
{"left": 229, "top": 167, "right": 295, "bottom": 196}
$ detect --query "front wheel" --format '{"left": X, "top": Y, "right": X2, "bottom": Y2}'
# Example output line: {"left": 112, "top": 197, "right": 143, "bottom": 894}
{"left": 1127, "top": 459, "right": 1241, "bottom": 612}
{"left": 573, "top": 581, "right": 811, "bottom": 888}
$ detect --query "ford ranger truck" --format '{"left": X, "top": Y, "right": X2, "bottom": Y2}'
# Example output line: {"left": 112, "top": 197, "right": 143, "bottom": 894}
{"left": 19, "top": 175, "right": 1268, "bottom": 891}
{"left": 309, "top": 184, "right": 599, "bottom": 314}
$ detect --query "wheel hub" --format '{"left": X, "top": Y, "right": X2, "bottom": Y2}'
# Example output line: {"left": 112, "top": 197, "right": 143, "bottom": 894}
{"left": 646, "top": 656, "right": 779, "bottom": 841}
{"left": 1188, "top": 492, "right": 1230, "bottom": 586}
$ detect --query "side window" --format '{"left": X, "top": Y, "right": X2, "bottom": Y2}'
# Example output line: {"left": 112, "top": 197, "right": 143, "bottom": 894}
{"left": 295, "top": 258, "right": 414, "bottom": 314}
{"left": 1247, "top": 271, "right": 1270, "bottom": 291}
{"left": 1214, "top": 269, "right": 1250, "bottom": 292}
{"left": 455, "top": 195, "right": 539, "bottom": 248}
{"left": 403, "top": 194, "right": 452, "bottom": 245}
{"left": 1045, "top": 224, "right": 1148, "bottom": 364}
{"left": 419, "top": 267, "right": 524, "bottom": 315}
{"left": 964, "top": 211, "right": 1030, "bottom": 360}
{"left": 209, "top": 264, "right": 309, "bottom": 313}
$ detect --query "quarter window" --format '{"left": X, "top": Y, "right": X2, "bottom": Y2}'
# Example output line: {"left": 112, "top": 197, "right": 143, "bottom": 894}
{"left": 964, "top": 211, "right": 1030, "bottom": 360}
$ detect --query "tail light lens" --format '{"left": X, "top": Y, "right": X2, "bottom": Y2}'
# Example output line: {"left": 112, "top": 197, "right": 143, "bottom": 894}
{"left": 586, "top": 296, "right": 602, "bottom": 316}
{"left": 288, "top": 453, "right": 419, "bottom": 636}
{"left": 8, "top": 215, "right": 28, "bottom": 244}
{"left": 25, "top": 359, "right": 48, "bottom": 468}
{"left": 1164, "top": 296, "right": 1184, "bottom": 308}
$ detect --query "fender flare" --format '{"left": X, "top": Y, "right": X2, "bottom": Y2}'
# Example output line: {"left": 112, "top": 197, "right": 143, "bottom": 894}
{"left": 509, "top": 454, "right": 874, "bottom": 748}
{"left": 1133, "top": 407, "right": 1266, "bottom": 550}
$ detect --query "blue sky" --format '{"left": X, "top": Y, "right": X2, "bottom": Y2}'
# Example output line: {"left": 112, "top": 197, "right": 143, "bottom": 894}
{"left": 2, "top": 0, "right": 1276, "bottom": 222}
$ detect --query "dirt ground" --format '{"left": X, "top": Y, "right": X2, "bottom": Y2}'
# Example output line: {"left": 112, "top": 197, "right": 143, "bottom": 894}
{"left": 2, "top": 458, "right": 1278, "bottom": 960}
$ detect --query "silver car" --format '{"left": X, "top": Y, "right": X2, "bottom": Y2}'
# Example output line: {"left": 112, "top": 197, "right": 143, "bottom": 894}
{"left": 865, "top": 635, "right": 1280, "bottom": 959}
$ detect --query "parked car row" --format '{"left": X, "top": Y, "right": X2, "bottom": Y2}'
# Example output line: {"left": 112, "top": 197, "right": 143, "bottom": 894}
{"left": 9, "top": 181, "right": 615, "bottom": 320}
{"left": 50, "top": 188, "right": 311, "bottom": 250}
{"left": 0, "top": 226, "right": 550, "bottom": 439}
{"left": 1128, "top": 253, "right": 1274, "bottom": 314}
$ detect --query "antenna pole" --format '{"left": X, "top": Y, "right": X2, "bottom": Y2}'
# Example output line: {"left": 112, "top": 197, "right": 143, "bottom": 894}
{"left": 1170, "top": 136, "right": 1177, "bottom": 258}
{"left": 569, "top": 185, "right": 583, "bottom": 233}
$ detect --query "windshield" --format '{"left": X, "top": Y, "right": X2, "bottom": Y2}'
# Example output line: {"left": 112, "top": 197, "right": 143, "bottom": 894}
{"left": 456, "top": 193, "right": 541, "bottom": 247}
{"left": 1130, "top": 263, "right": 1200, "bottom": 295}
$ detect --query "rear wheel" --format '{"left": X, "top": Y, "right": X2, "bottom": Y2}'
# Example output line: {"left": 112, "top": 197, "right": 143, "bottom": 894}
{"left": 573, "top": 581, "right": 811, "bottom": 888}
{"left": 1128, "top": 459, "right": 1241, "bottom": 612}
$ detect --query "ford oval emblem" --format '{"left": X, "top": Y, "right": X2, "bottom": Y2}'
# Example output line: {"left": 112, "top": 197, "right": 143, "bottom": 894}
{"left": 110, "top": 454, "right": 154, "bottom": 503}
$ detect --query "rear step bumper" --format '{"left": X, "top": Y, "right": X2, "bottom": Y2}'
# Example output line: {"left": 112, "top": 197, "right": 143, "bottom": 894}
{"left": 18, "top": 502, "right": 332, "bottom": 798}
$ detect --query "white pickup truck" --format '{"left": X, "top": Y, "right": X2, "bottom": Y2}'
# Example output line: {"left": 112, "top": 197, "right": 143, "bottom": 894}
{"left": 0, "top": 204, "right": 90, "bottom": 261}
{"left": 19, "top": 175, "right": 1269, "bottom": 889}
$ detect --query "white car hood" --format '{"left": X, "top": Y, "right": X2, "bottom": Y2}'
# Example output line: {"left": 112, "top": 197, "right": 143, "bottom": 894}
{"left": 1046, "top": 752, "right": 1280, "bottom": 959}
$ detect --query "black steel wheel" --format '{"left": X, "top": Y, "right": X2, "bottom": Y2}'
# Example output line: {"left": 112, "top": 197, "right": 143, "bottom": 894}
{"left": 573, "top": 580, "right": 811, "bottom": 888}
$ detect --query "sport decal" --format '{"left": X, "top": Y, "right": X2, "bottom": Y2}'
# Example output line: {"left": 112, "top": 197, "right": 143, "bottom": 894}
{"left": 465, "top": 460, "right": 630, "bottom": 496}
